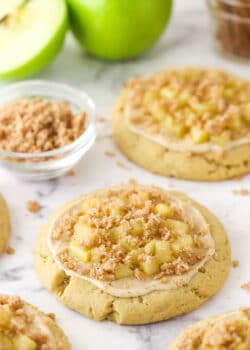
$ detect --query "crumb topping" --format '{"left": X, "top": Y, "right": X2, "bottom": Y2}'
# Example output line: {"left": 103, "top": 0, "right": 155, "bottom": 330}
{"left": 175, "top": 308, "right": 250, "bottom": 350}
{"left": 50, "top": 185, "right": 212, "bottom": 283}
{"left": 233, "top": 189, "right": 250, "bottom": 196}
{"left": 123, "top": 68, "right": 250, "bottom": 147}
{"left": 0, "top": 295, "right": 67, "bottom": 349}
{"left": 6, "top": 246, "right": 15, "bottom": 255}
{"left": 0, "top": 97, "right": 86, "bottom": 153}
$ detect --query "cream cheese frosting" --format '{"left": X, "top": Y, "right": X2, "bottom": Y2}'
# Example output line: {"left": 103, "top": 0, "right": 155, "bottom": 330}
{"left": 47, "top": 189, "right": 215, "bottom": 298}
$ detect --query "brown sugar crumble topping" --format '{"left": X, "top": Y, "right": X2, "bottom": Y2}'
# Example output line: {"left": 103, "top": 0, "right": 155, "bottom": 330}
{"left": 0, "top": 97, "right": 86, "bottom": 153}
{"left": 0, "top": 295, "right": 67, "bottom": 350}
{"left": 51, "top": 185, "right": 212, "bottom": 283}
{"left": 175, "top": 308, "right": 250, "bottom": 350}
{"left": 124, "top": 68, "right": 250, "bottom": 146}
{"left": 27, "top": 200, "right": 41, "bottom": 214}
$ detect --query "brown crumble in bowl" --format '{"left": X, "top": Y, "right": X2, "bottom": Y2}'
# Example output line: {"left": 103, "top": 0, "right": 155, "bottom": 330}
{"left": 0, "top": 97, "right": 86, "bottom": 154}
{"left": 50, "top": 185, "right": 213, "bottom": 284}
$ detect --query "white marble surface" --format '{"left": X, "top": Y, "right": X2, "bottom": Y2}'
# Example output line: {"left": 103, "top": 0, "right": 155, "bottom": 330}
{"left": 0, "top": 1, "right": 250, "bottom": 349}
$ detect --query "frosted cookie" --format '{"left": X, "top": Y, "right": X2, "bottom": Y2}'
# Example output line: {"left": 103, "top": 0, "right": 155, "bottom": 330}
{"left": 112, "top": 68, "right": 250, "bottom": 181}
{"left": 0, "top": 294, "right": 70, "bottom": 349}
{"left": 0, "top": 194, "right": 10, "bottom": 255}
{"left": 168, "top": 307, "right": 250, "bottom": 349}
{"left": 35, "top": 184, "right": 231, "bottom": 325}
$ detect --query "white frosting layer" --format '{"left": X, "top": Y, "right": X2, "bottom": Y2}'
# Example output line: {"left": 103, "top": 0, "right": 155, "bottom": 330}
{"left": 47, "top": 191, "right": 215, "bottom": 298}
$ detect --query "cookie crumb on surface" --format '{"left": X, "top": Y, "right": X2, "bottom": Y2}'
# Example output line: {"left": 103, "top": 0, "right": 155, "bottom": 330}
{"left": 105, "top": 150, "right": 116, "bottom": 158}
{"left": 6, "top": 246, "right": 15, "bottom": 255}
{"left": 27, "top": 200, "right": 40, "bottom": 213}
{"left": 97, "top": 116, "right": 106, "bottom": 123}
{"left": 232, "top": 260, "right": 239, "bottom": 268}
{"left": 65, "top": 169, "right": 76, "bottom": 177}
{"left": 241, "top": 282, "right": 250, "bottom": 291}
{"left": 232, "top": 188, "right": 250, "bottom": 196}
{"left": 128, "top": 178, "right": 137, "bottom": 186}
{"left": 128, "top": 328, "right": 137, "bottom": 333}
{"left": 116, "top": 161, "right": 131, "bottom": 170}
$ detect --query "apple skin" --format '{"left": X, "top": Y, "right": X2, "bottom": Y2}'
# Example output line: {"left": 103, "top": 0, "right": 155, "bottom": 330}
{"left": 0, "top": 3, "right": 68, "bottom": 80}
{"left": 67, "top": 0, "right": 173, "bottom": 60}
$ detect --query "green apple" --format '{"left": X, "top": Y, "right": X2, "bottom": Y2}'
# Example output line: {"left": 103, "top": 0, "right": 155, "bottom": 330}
{"left": 67, "top": 0, "right": 173, "bottom": 60}
{"left": 0, "top": 0, "right": 68, "bottom": 80}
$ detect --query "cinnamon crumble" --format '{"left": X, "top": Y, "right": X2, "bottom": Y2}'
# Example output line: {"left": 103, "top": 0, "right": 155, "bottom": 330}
{"left": 49, "top": 185, "right": 213, "bottom": 284}
{"left": 6, "top": 246, "right": 15, "bottom": 255}
{"left": 0, "top": 97, "right": 86, "bottom": 153}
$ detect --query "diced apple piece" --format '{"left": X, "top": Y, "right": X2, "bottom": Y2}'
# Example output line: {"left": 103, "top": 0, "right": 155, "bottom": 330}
{"left": 13, "top": 335, "right": 37, "bottom": 350}
{"left": 155, "top": 240, "right": 173, "bottom": 263}
{"left": 143, "top": 91, "right": 158, "bottom": 107}
{"left": 110, "top": 207, "right": 123, "bottom": 217}
{"left": 228, "top": 118, "right": 243, "bottom": 131}
{"left": 166, "top": 219, "right": 189, "bottom": 235}
{"left": 128, "top": 248, "right": 144, "bottom": 264}
{"left": 114, "top": 263, "right": 134, "bottom": 280}
{"left": 120, "top": 238, "right": 134, "bottom": 252}
{"left": 190, "top": 101, "right": 207, "bottom": 115}
{"left": 90, "top": 247, "right": 103, "bottom": 263}
{"left": 172, "top": 234, "right": 194, "bottom": 253}
{"left": 154, "top": 203, "right": 172, "bottom": 218}
{"left": 140, "top": 257, "right": 159, "bottom": 276}
{"left": 243, "top": 103, "right": 250, "bottom": 121}
{"left": 74, "top": 223, "right": 93, "bottom": 245}
{"left": 150, "top": 104, "right": 166, "bottom": 121}
{"left": 70, "top": 241, "right": 91, "bottom": 263}
{"left": 0, "top": 306, "right": 11, "bottom": 329}
{"left": 163, "top": 116, "right": 187, "bottom": 137}
{"left": 110, "top": 226, "right": 124, "bottom": 243}
{"left": 81, "top": 198, "right": 100, "bottom": 213}
{"left": 144, "top": 240, "right": 156, "bottom": 255}
{"left": 130, "top": 219, "right": 144, "bottom": 236}
{"left": 160, "top": 87, "right": 177, "bottom": 100}
{"left": 191, "top": 127, "right": 209, "bottom": 144}
{"left": 138, "top": 191, "right": 149, "bottom": 201}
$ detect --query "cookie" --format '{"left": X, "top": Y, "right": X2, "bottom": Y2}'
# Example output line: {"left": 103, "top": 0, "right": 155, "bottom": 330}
{"left": 168, "top": 307, "right": 250, "bottom": 349}
{"left": 112, "top": 68, "right": 250, "bottom": 181}
{"left": 0, "top": 194, "right": 10, "bottom": 255}
{"left": 0, "top": 294, "right": 70, "bottom": 349}
{"left": 35, "top": 184, "right": 231, "bottom": 325}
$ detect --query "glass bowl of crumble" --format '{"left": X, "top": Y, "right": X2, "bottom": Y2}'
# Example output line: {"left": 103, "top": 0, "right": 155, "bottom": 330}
{"left": 0, "top": 80, "right": 96, "bottom": 180}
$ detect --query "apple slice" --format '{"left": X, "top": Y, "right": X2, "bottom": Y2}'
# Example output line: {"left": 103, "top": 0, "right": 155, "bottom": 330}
{"left": 0, "top": 0, "right": 68, "bottom": 80}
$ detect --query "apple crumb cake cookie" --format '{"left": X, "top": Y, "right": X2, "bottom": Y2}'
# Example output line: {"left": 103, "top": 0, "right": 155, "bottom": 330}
{"left": 112, "top": 67, "right": 250, "bottom": 181}
{"left": 168, "top": 307, "right": 250, "bottom": 350}
{"left": 35, "top": 183, "right": 230, "bottom": 325}
{"left": 0, "top": 294, "right": 70, "bottom": 349}
{"left": 0, "top": 194, "right": 10, "bottom": 255}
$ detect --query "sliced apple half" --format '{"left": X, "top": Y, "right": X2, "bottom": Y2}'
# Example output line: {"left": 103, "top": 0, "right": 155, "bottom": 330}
{"left": 0, "top": 0, "right": 68, "bottom": 80}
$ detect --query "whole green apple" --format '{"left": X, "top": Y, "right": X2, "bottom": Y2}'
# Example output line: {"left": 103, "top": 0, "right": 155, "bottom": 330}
{"left": 67, "top": 0, "right": 173, "bottom": 60}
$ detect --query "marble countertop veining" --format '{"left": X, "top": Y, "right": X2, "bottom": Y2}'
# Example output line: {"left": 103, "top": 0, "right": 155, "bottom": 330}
{"left": 0, "top": 1, "right": 250, "bottom": 349}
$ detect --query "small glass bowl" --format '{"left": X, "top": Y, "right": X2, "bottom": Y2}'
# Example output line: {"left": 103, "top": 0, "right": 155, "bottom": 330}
{"left": 0, "top": 81, "right": 96, "bottom": 181}
{"left": 207, "top": 0, "right": 250, "bottom": 62}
